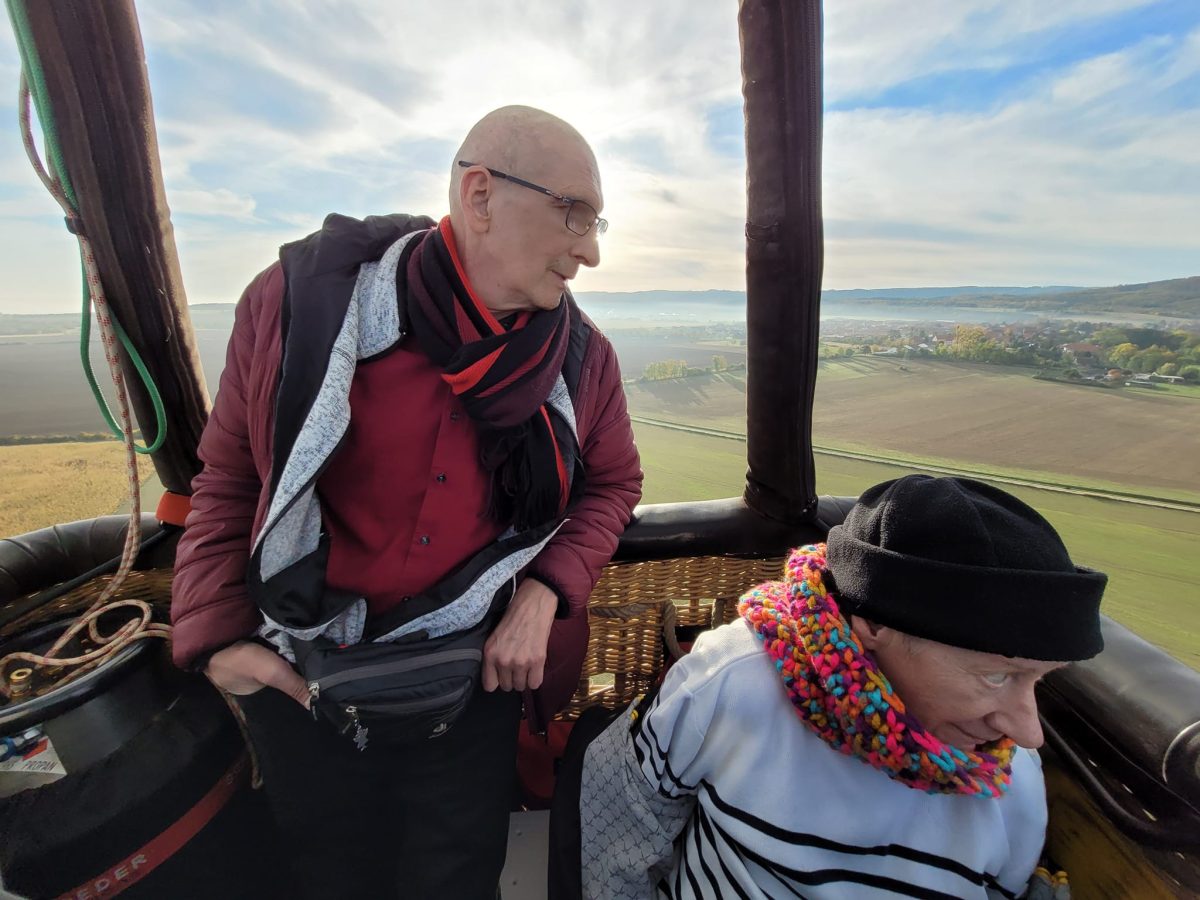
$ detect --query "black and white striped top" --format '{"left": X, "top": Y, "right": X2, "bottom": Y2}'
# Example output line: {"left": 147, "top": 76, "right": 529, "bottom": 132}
{"left": 580, "top": 622, "right": 1046, "bottom": 899}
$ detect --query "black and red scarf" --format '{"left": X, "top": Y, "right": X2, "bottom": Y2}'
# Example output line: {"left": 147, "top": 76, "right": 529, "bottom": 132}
{"left": 403, "top": 217, "right": 577, "bottom": 531}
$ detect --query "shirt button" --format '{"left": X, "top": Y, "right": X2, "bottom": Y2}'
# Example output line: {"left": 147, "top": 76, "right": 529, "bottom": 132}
{"left": 449, "top": 411, "right": 461, "bottom": 421}
{"left": 435, "top": 473, "right": 447, "bottom": 483}
{"left": 419, "top": 535, "right": 431, "bottom": 545}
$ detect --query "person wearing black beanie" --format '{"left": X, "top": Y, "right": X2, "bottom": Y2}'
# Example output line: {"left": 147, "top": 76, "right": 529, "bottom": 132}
{"left": 826, "top": 474, "right": 1107, "bottom": 662}
{"left": 825, "top": 475, "right": 1107, "bottom": 755}
{"left": 573, "top": 475, "right": 1106, "bottom": 899}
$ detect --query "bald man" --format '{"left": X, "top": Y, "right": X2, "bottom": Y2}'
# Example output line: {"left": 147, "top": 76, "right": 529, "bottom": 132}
{"left": 170, "top": 106, "right": 643, "bottom": 898}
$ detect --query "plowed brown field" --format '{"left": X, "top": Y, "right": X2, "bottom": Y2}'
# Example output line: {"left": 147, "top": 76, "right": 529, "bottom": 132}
{"left": 625, "top": 356, "right": 1200, "bottom": 500}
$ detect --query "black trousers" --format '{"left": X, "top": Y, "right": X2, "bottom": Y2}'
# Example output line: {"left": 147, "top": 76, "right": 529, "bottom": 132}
{"left": 237, "top": 683, "right": 523, "bottom": 900}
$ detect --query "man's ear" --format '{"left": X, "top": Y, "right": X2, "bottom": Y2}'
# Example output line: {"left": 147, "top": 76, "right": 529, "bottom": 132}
{"left": 851, "top": 615, "right": 893, "bottom": 652}
{"left": 458, "top": 167, "right": 493, "bottom": 234}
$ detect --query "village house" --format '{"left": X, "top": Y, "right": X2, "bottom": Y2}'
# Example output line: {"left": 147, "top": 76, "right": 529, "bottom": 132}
{"left": 1061, "top": 342, "right": 1104, "bottom": 362}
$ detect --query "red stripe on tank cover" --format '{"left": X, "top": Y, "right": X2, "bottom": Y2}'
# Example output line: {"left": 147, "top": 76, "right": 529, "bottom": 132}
{"left": 55, "top": 752, "right": 250, "bottom": 900}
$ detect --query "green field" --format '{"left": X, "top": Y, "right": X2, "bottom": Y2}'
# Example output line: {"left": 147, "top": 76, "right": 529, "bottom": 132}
{"left": 1153, "top": 381, "right": 1200, "bottom": 400}
{"left": 633, "top": 423, "right": 1200, "bottom": 671}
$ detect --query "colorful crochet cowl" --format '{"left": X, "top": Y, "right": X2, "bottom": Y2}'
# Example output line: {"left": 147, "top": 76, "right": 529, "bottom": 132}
{"left": 738, "top": 544, "right": 1016, "bottom": 797}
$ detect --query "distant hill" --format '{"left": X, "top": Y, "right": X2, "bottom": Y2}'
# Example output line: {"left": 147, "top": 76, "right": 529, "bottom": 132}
{"left": 576, "top": 277, "right": 1198, "bottom": 319}
{"left": 3, "top": 276, "right": 1197, "bottom": 334}
{"left": 825, "top": 285, "right": 1083, "bottom": 301}
{"left": 1013, "top": 277, "right": 1200, "bottom": 317}
{"left": 831, "top": 276, "right": 1200, "bottom": 317}
{"left": 0, "top": 312, "right": 84, "bottom": 335}
{"left": 576, "top": 285, "right": 1084, "bottom": 306}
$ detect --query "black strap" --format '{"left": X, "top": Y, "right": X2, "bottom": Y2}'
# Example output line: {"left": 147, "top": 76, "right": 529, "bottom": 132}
{"left": 547, "top": 704, "right": 625, "bottom": 900}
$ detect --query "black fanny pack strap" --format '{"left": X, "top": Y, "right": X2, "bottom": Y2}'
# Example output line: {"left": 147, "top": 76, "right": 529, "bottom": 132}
{"left": 291, "top": 633, "right": 321, "bottom": 673}
{"left": 291, "top": 578, "right": 515, "bottom": 674}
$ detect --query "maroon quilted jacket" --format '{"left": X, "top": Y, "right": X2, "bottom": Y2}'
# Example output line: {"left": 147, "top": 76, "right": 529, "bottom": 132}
{"left": 171, "top": 256, "right": 642, "bottom": 722}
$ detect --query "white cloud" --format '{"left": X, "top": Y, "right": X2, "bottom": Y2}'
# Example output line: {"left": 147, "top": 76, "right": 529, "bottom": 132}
{"left": 169, "top": 188, "right": 258, "bottom": 220}
{"left": 0, "top": 0, "right": 1196, "bottom": 312}
{"left": 1157, "top": 25, "right": 1200, "bottom": 87}
{"left": 0, "top": 219, "right": 90, "bottom": 314}
{"left": 135, "top": 0, "right": 748, "bottom": 301}
{"left": 824, "top": 0, "right": 1159, "bottom": 102}
{"left": 822, "top": 21, "right": 1200, "bottom": 287}
{"left": 170, "top": 221, "right": 298, "bottom": 305}
{"left": 1050, "top": 50, "right": 1139, "bottom": 104}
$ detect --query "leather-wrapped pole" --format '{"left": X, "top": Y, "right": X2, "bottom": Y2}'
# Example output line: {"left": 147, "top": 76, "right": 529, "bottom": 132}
{"left": 738, "top": 0, "right": 824, "bottom": 523}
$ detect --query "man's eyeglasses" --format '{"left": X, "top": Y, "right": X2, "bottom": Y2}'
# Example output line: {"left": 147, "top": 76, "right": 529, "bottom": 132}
{"left": 457, "top": 160, "right": 608, "bottom": 237}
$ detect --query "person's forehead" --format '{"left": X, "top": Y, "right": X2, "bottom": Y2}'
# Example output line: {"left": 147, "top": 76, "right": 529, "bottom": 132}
{"left": 551, "top": 168, "right": 603, "bottom": 211}
{"left": 527, "top": 139, "right": 603, "bottom": 208}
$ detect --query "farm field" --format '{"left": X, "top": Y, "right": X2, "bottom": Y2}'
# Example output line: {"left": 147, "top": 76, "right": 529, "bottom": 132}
{"left": 0, "top": 332, "right": 224, "bottom": 438}
{"left": 626, "top": 356, "right": 1200, "bottom": 502}
{"left": 0, "top": 441, "right": 154, "bottom": 536}
{"left": 600, "top": 334, "right": 748, "bottom": 375}
{"left": 12, "top": 337, "right": 1195, "bottom": 500}
{"left": 3, "top": 426, "right": 1197, "bottom": 669}
{"left": 632, "top": 423, "right": 1200, "bottom": 671}
{"left": 0, "top": 327, "right": 730, "bottom": 438}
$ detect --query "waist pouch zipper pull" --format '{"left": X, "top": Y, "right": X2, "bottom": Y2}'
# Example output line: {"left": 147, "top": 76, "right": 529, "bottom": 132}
{"left": 346, "top": 705, "right": 368, "bottom": 751}
{"left": 308, "top": 681, "right": 320, "bottom": 720}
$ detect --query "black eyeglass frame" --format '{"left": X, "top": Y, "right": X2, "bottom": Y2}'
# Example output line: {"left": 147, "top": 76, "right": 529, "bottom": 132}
{"left": 457, "top": 160, "right": 608, "bottom": 237}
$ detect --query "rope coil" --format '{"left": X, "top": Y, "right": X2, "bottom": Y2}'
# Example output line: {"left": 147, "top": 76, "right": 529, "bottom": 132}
{"left": 0, "top": 0, "right": 170, "bottom": 698}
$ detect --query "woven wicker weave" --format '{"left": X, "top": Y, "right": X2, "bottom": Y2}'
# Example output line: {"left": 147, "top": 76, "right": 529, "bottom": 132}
{"left": 4, "top": 556, "right": 787, "bottom": 721}
{"left": 1, "top": 569, "right": 175, "bottom": 639}
{"left": 589, "top": 555, "right": 784, "bottom": 624}
{"left": 561, "top": 554, "right": 785, "bottom": 719}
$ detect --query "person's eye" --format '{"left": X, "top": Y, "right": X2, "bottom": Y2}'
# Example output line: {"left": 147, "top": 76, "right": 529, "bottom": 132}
{"left": 983, "top": 672, "right": 1011, "bottom": 686}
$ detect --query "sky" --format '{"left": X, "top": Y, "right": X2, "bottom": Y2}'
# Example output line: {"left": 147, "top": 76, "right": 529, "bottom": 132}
{"left": 0, "top": 0, "right": 1198, "bottom": 314}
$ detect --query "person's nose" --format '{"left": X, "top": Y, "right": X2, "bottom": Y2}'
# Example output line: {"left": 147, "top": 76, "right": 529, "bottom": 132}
{"left": 988, "top": 684, "right": 1044, "bottom": 749}
{"left": 573, "top": 227, "right": 601, "bottom": 269}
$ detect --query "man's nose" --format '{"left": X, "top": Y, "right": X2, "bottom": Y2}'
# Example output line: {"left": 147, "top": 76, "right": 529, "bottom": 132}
{"left": 573, "top": 228, "right": 601, "bottom": 269}
{"left": 990, "top": 685, "right": 1044, "bottom": 749}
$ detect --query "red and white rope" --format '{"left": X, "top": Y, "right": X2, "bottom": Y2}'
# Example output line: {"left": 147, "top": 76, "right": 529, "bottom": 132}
{"left": 0, "top": 78, "right": 166, "bottom": 699}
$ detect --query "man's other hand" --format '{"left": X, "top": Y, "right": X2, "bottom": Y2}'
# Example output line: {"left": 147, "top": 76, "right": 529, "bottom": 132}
{"left": 482, "top": 578, "right": 558, "bottom": 692}
{"left": 204, "top": 640, "right": 312, "bottom": 708}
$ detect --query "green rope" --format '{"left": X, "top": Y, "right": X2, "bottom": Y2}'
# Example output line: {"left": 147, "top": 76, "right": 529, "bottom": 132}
{"left": 6, "top": 0, "right": 73, "bottom": 207}
{"left": 7, "top": 0, "right": 167, "bottom": 454}
{"left": 77, "top": 264, "right": 169, "bottom": 454}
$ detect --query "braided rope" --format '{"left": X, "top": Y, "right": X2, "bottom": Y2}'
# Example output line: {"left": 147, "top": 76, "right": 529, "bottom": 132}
{"left": 0, "top": 80, "right": 166, "bottom": 700}
{"left": 738, "top": 544, "right": 1017, "bottom": 797}
{"left": 217, "top": 690, "right": 263, "bottom": 789}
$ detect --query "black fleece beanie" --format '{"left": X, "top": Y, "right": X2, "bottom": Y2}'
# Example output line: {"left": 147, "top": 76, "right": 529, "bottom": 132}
{"left": 826, "top": 475, "right": 1106, "bottom": 661}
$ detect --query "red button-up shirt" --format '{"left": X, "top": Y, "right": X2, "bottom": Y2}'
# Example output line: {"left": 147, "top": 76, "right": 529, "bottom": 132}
{"left": 317, "top": 341, "right": 504, "bottom": 619}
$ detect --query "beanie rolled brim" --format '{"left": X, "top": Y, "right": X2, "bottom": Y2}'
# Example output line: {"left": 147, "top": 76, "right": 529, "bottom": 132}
{"left": 826, "top": 529, "right": 1107, "bottom": 661}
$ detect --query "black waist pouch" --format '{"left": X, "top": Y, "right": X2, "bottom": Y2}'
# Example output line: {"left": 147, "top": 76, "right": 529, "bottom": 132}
{"left": 293, "top": 587, "right": 509, "bottom": 750}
